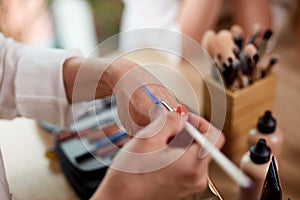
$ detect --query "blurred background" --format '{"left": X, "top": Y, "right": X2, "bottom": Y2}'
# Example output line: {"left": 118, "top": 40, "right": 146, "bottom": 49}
{"left": 0, "top": 0, "right": 299, "bottom": 52}
{"left": 0, "top": 0, "right": 299, "bottom": 199}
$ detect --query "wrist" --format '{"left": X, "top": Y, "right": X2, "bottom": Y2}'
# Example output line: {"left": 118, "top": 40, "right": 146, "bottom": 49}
{"left": 63, "top": 57, "right": 84, "bottom": 103}
{"left": 106, "top": 59, "right": 140, "bottom": 90}
{"left": 63, "top": 57, "right": 121, "bottom": 102}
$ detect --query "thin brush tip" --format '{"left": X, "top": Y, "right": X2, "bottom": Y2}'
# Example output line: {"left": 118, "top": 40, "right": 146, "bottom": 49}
{"left": 141, "top": 85, "right": 161, "bottom": 105}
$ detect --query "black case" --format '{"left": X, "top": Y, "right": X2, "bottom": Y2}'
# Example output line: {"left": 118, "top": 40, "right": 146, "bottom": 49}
{"left": 55, "top": 96, "right": 120, "bottom": 200}
{"left": 55, "top": 136, "right": 119, "bottom": 200}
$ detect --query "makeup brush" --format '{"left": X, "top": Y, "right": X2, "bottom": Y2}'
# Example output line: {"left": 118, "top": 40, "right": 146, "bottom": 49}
{"left": 231, "top": 24, "right": 244, "bottom": 49}
{"left": 161, "top": 100, "right": 252, "bottom": 189}
{"left": 141, "top": 85, "right": 252, "bottom": 188}
{"left": 257, "top": 30, "right": 273, "bottom": 56}
{"left": 201, "top": 30, "right": 219, "bottom": 59}
{"left": 217, "top": 30, "right": 237, "bottom": 64}
{"left": 262, "top": 57, "right": 278, "bottom": 78}
{"left": 243, "top": 44, "right": 259, "bottom": 83}
{"left": 247, "top": 24, "right": 261, "bottom": 45}
{"left": 244, "top": 44, "right": 258, "bottom": 72}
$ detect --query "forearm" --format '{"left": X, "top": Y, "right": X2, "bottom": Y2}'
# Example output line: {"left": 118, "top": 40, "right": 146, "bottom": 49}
{"left": 63, "top": 57, "right": 140, "bottom": 103}
{"left": 63, "top": 56, "right": 179, "bottom": 133}
{"left": 232, "top": 0, "right": 272, "bottom": 34}
{"left": 179, "top": 0, "right": 223, "bottom": 43}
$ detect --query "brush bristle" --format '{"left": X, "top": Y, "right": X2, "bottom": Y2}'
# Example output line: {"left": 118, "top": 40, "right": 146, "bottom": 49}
{"left": 253, "top": 54, "right": 260, "bottom": 63}
{"left": 263, "top": 30, "right": 273, "bottom": 40}
{"left": 244, "top": 44, "right": 257, "bottom": 56}
{"left": 270, "top": 57, "right": 278, "bottom": 65}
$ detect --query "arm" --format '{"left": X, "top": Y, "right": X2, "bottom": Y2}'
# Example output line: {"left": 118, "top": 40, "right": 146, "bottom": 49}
{"left": 179, "top": 0, "right": 223, "bottom": 43}
{"left": 0, "top": 34, "right": 177, "bottom": 131}
{"left": 232, "top": 0, "right": 272, "bottom": 35}
{"left": 0, "top": 35, "right": 83, "bottom": 127}
{"left": 63, "top": 57, "right": 178, "bottom": 134}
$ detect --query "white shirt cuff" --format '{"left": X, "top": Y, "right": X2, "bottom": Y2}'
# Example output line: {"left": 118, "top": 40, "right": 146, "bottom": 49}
{"left": 15, "top": 47, "right": 83, "bottom": 128}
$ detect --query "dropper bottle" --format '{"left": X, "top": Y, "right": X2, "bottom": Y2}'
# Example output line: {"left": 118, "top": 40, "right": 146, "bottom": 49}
{"left": 238, "top": 139, "right": 272, "bottom": 200}
{"left": 248, "top": 111, "right": 283, "bottom": 159}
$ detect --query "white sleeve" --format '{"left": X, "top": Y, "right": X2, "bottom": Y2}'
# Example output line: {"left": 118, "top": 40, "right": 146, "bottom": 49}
{"left": 0, "top": 34, "right": 85, "bottom": 128}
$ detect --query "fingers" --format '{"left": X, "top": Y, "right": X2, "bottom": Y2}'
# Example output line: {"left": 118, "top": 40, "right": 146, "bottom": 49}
{"left": 110, "top": 111, "right": 189, "bottom": 173}
{"left": 130, "top": 110, "right": 189, "bottom": 152}
{"left": 188, "top": 112, "right": 210, "bottom": 133}
{"left": 217, "top": 30, "right": 237, "bottom": 61}
{"left": 170, "top": 143, "right": 209, "bottom": 194}
{"left": 187, "top": 113, "right": 225, "bottom": 160}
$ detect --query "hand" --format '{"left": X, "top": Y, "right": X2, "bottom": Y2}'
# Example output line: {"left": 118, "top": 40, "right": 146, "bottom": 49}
{"left": 109, "top": 59, "right": 179, "bottom": 135}
{"left": 90, "top": 107, "right": 225, "bottom": 200}
{"left": 63, "top": 57, "right": 178, "bottom": 135}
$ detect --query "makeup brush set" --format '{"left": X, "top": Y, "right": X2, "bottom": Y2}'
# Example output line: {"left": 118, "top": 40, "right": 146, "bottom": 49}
{"left": 203, "top": 25, "right": 279, "bottom": 164}
{"left": 202, "top": 24, "right": 278, "bottom": 91}
{"left": 202, "top": 25, "right": 282, "bottom": 199}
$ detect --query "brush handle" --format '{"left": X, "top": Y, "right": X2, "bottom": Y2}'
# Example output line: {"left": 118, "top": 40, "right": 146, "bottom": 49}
{"left": 160, "top": 101, "right": 252, "bottom": 187}
{"left": 185, "top": 122, "right": 252, "bottom": 188}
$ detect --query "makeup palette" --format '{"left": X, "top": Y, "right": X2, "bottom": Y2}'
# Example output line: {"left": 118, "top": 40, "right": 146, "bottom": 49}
{"left": 55, "top": 96, "right": 128, "bottom": 200}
